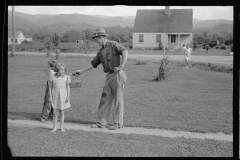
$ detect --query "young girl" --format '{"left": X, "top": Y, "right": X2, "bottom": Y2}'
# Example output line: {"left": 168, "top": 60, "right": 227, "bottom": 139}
{"left": 182, "top": 44, "right": 186, "bottom": 53}
{"left": 184, "top": 44, "right": 192, "bottom": 68}
{"left": 40, "top": 60, "right": 58, "bottom": 123}
{"left": 49, "top": 62, "right": 71, "bottom": 132}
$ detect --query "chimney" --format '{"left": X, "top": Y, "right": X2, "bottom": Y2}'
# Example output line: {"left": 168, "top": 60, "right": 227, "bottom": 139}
{"left": 165, "top": 6, "right": 170, "bottom": 15}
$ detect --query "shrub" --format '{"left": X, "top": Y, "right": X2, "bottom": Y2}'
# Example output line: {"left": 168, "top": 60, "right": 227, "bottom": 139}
{"left": 56, "top": 42, "right": 100, "bottom": 53}
{"left": 135, "top": 57, "right": 148, "bottom": 65}
{"left": 129, "top": 43, "right": 133, "bottom": 49}
{"left": 220, "top": 44, "right": 226, "bottom": 50}
{"left": 205, "top": 44, "right": 210, "bottom": 50}
{"left": 52, "top": 33, "right": 60, "bottom": 47}
{"left": 8, "top": 41, "right": 46, "bottom": 52}
{"left": 158, "top": 41, "right": 163, "bottom": 50}
{"left": 46, "top": 50, "right": 51, "bottom": 57}
{"left": 154, "top": 54, "right": 170, "bottom": 81}
{"left": 191, "top": 62, "right": 233, "bottom": 73}
{"left": 8, "top": 41, "right": 102, "bottom": 53}
{"left": 22, "top": 40, "right": 28, "bottom": 44}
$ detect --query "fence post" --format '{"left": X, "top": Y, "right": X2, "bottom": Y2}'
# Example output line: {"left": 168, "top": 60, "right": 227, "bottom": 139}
{"left": 163, "top": 46, "right": 165, "bottom": 57}
{"left": 11, "top": 6, "right": 15, "bottom": 57}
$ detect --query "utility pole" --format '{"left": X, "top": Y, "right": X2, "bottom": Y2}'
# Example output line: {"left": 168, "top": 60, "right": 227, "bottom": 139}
{"left": 11, "top": 6, "right": 15, "bottom": 57}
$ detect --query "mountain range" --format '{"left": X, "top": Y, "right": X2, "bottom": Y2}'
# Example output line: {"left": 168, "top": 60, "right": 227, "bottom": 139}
{"left": 8, "top": 10, "right": 233, "bottom": 34}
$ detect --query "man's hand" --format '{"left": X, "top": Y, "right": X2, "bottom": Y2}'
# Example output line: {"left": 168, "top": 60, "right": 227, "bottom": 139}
{"left": 113, "top": 66, "right": 122, "bottom": 73}
{"left": 73, "top": 70, "right": 82, "bottom": 76}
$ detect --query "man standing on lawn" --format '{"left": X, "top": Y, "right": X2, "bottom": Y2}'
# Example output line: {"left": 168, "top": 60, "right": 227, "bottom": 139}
{"left": 75, "top": 28, "right": 128, "bottom": 130}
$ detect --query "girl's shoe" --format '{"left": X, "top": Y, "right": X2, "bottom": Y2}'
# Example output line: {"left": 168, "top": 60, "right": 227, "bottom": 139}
{"left": 41, "top": 118, "right": 46, "bottom": 123}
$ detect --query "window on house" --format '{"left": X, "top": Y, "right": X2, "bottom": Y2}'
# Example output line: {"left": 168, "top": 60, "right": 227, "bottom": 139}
{"left": 171, "top": 35, "right": 176, "bottom": 43}
{"left": 10, "top": 39, "right": 17, "bottom": 43}
{"left": 139, "top": 34, "right": 144, "bottom": 43}
{"left": 156, "top": 34, "right": 161, "bottom": 43}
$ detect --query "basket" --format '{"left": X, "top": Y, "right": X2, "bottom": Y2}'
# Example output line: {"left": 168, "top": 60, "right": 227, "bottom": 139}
{"left": 70, "top": 74, "right": 81, "bottom": 88}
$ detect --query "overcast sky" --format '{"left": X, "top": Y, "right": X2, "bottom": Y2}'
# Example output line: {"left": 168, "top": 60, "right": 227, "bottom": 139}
{"left": 8, "top": 6, "right": 233, "bottom": 20}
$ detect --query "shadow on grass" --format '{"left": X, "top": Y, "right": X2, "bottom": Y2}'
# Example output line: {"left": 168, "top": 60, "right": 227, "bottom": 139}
{"left": 8, "top": 111, "right": 95, "bottom": 125}
{"left": 8, "top": 111, "right": 40, "bottom": 121}
{"left": 65, "top": 118, "right": 95, "bottom": 125}
{"left": 140, "top": 77, "right": 170, "bottom": 83}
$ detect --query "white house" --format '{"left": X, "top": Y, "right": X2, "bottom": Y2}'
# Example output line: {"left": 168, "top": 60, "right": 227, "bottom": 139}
{"left": 8, "top": 31, "right": 30, "bottom": 45}
{"left": 133, "top": 6, "right": 193, "bottom": 50}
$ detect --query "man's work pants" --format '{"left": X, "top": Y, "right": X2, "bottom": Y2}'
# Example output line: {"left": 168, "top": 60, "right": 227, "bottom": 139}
{"left": 96, "top": 70, "right": 127, "bottom": 127}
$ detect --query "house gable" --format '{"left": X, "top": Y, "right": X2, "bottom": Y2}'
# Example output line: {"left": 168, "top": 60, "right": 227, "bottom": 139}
{"left": 133, "top": 9, "right": 193, "bottom": 33}
{"left": 8, "top": 31, "right": 22, "bottom": 39}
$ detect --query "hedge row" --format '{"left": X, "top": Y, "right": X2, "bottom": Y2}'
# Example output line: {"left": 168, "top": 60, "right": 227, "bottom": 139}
{"left": 8, "top": 41, "right": 46, "bottom": 52}
{"left": 8, "top": 41, "right": 101, "bottom": 53}
{"left": 162, "top": 61, "right": 233, "bottom": 74}
{"left": 8, "top": 41, "right": 133, "bottom": 53}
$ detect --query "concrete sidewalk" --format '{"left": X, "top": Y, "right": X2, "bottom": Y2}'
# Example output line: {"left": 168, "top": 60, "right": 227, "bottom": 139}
{"left": 8, "top": 119, "right": 233, "bottom": 142}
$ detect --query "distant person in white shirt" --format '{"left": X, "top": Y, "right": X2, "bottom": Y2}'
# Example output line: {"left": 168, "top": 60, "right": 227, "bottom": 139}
{"left": 184, "top": 44, "right": 192, "bottom": 68}
{"left": 182, "top": 44, "right": 186, "bottom": 53}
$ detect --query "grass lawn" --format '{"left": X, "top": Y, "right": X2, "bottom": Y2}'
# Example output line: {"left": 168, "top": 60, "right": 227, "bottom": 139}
{"left": 8, "top": 125, "right": 232, "bottom": 157}
{"left": 7, "top": 55, "right": 233, "bottom": 134}
{"left": 128, "top": 48, "right": 231, "bottom": 56}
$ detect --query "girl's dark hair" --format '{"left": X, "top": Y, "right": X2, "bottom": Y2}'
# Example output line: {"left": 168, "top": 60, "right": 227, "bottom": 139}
{"left": 54, "top": 62, "right": 60, "bottom": 72}
{"left": 48, "top": 59, "right": 59, "bottom": 70}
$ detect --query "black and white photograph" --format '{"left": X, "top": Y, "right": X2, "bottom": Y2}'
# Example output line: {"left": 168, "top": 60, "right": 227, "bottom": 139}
{"left": 6, "top": 5, "right": 234, "bottom": 157}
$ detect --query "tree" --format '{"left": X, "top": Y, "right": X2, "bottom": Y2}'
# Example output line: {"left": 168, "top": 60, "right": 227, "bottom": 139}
{"left": 61, "top": 29, "right": 82, "bottom": 42}
{"left": 193, "top": 33, "right": 205, "bottom": 45}
{"left": 33, "top": 31, "right": 51, "bottom": 43}
{"left": 82, "top": 29, "right": 94, "bottom": 40}
{"left": 44, "top": 35, "right": 54, "bottom": 57}
{"left": 104, "top": 26, "right": 133, "bottom": 43}
{"left": 202, "top": 31, "right": 208, "bottom": 37}
{"left": 52, "top": 32, "right": 60, "bottom": 47}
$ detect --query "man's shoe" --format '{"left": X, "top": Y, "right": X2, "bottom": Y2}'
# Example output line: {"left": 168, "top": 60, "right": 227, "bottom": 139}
{"left": 91, "top": 124, "right": 106, "bottom": 128}
{"left": 108, "top": 125, "right": 124, "bottom": 130}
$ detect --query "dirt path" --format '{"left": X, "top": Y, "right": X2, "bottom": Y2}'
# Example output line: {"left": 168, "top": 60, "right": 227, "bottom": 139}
{"left": 8, "top": 52, "right": 233, "bottom": 65}
{"left": 8, "top": 119, "right": 232, "bottom": 142}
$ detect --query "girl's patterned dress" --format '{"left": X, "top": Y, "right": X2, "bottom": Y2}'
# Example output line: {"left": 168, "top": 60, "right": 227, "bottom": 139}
{"left": 49, "top": 74, "right": 71, "bottom": 110}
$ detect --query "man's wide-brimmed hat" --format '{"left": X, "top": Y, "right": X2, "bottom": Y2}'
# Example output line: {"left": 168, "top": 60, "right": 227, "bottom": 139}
{"left": 92, "top": 28, "right": 108, "bottom": 39}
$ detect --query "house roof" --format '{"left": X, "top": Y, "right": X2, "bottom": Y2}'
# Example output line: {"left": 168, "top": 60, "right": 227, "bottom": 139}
{"left": 8, "top": 31, "right": 23, "bottom": 38}
{"left": 133, "top": 9, "right": 193, "bottom": 33}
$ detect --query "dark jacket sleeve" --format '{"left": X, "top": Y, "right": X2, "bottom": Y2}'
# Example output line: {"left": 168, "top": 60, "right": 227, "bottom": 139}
{"left": 91, "top": 51, "right": 101, "bottom": 68}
